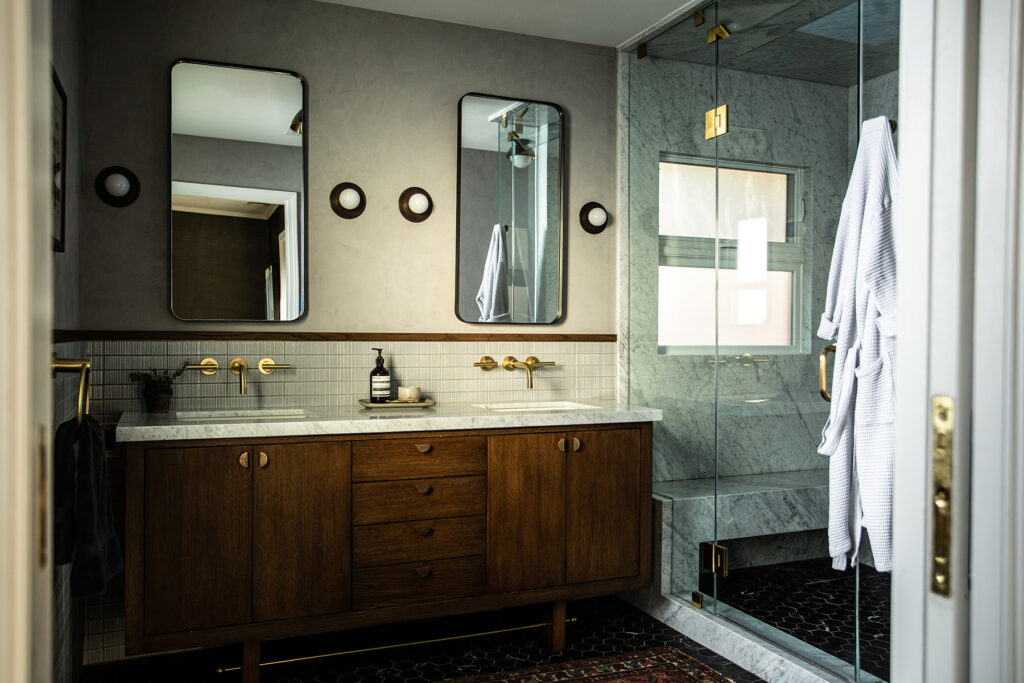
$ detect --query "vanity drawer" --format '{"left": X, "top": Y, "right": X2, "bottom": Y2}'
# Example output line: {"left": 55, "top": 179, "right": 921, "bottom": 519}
{"left": 352, "top": 476, "right": 486, "bottom": 525}
{"left": 352, "top": 556, "right": 486, "bottom": 610}
{"left": 353, "top": 515, "right": 486, "bottom": 568}
{"left": 352, "top": 436, "right": 486, "bottom": 482}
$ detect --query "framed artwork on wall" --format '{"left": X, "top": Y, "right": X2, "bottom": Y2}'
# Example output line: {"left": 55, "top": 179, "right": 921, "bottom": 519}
{"left": 51, "top": 67, "right": 67, "bottom": 252}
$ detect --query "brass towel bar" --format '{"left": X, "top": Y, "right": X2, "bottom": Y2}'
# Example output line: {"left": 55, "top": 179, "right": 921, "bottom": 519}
{"left": 52, "top": 355, "right": 91, "bottom": 424}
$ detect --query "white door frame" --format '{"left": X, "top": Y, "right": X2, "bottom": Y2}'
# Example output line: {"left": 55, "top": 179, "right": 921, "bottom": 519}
{"left": 0, "top": 0, "right": 53, "bottom": 680}
{"left": 970, "top": 0, "right": 1024, "bottom": 680}
{"left": 892, "top": 0, "right": 977, "bottom": 681}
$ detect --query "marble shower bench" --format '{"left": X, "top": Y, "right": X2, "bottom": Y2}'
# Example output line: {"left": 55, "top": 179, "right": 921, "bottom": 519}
{"left": 652, "top": 469, "right": 829, "bottom": 595}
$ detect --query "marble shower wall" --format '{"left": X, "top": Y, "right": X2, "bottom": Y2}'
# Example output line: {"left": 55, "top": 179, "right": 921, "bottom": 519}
{"left": 626, "top": 55, "right": 849, "bottom": 482}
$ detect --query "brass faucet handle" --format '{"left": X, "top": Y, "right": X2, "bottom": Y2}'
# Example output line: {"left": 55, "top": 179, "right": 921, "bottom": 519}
{"left": 502, "top": 356, "right": 523, "bottom": 371}
{"left": 187, "top": 358, "right": 219, "bottom": 375}
{"left": 524, "top": 356, "right": 556, "bottom": 369}
{"left": 258, "top": 357, "right": 292, "bottom": 375}
{"left": 474, "top": 356, "right": 499, "bottom": 371}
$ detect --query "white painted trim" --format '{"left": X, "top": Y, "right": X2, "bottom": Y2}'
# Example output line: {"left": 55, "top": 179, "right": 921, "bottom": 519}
{"left": 971, "top": 0, "right": 1024, "bottom": 679}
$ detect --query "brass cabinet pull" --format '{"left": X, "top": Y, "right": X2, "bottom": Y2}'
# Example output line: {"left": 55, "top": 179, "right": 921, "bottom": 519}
{"left": 558, "top": 438, "right": 567, "bottom": 452}
{"left": 259, "top": 452, "right": 268, "bottom": 469}
{"left": 415, "top": 444, "right": 433, "bottom": 454}
{"left": 414, "top": 526, "right": 434, "bottom": 537}
{"left": 414, "top": 566, "right": 432, "bottom": 578}
{"left": 239, "top": 452, "right": 249, "bottom": 469}
{"left": 415, "top": 485, "right": 434, "bottom": 495}
{"left": 819, "top": 345, "right": 836, "bottom": 401}
{"left": 572, "top": 438, "right": 581, "bottom": 452}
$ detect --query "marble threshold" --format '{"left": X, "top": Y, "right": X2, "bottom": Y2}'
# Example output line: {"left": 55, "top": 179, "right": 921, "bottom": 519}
{"left": 116, "top": 400, "right": 662, "bottom": 442}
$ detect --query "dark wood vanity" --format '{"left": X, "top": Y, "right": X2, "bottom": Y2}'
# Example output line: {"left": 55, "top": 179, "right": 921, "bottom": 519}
{"left": 123, "top": 422, "right": 652, "bottom": 680}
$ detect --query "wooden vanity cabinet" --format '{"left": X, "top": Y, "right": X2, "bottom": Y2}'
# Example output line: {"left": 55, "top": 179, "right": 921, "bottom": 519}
{"left": 125, "top": 423, "right": 651, "bottom": 663}
{"left": 130, "top": 441, "right": 351, "bottom": 642}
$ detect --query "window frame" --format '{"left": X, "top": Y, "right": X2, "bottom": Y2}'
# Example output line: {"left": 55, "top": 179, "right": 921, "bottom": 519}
{"left": 657, "top": 153, "right": 811, "bottom": 356}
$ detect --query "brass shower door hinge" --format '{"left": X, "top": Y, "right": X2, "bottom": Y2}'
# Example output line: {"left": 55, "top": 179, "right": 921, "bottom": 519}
{"left": 707, "top": 24, "right": 731, "bottom": 43}
{"left": 705, "top": 104, "right": 729, "bottom": 140}
{"left": 700, "top": 541, "right": 729, "bottom": 577}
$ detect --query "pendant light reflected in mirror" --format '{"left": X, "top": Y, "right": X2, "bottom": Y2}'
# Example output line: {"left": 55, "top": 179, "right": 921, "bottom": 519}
{"left": 95, "top": 166, "right": 140, "bottom": 207}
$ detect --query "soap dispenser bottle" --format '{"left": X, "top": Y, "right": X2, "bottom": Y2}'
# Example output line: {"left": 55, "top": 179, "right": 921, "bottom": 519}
{"left": 370, "top": 347, "right": 390, "bottom": 403}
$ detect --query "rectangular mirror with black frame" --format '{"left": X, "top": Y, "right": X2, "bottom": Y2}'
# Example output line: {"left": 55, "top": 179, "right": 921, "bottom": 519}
{"left": 456, "top": 93, "right": 564, "bottom": 324}
{"left": 170, "top": 59, "right": 307, "bottom": 321}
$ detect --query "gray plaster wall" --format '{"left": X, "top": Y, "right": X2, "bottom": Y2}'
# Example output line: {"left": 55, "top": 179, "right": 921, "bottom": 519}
{"left": 627, "top": 57, "right": 848, "bottom": 482}
{"left": 52, "top": 0, "right": 82, "bottom": 330}
{"left": 171, "top": 134, "right": 303, "bottom": 192}
{"left": 77, "top": 0, "right": 617, "bottom": 332}
{"left": 457, "top": 148, "right": 510, "bottom": 321}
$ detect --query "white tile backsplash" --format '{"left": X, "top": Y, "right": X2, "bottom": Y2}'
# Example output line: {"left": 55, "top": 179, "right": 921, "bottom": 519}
{"left": 85, "top": 340, "right": 617, "bottom": 417}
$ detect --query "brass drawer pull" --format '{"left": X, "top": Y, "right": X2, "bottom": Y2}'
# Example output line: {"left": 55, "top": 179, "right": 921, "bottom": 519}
{"left": 239, "top": 451, "right": 249, "bottom": 469}
{"left": 414, "top": 566, "right": 432, "bottom": 578}
{"left": 415, "top": 485, "right": 434, "bottom": 495}
{"left": 558, "top": 438, "right": 567, "bottom": 453}
{"left": 415, "top": 444, "right": 433, "bottom": 454}
{"left": 414, "top": 526, "right": 434, "bottom": 537}
{"left": 259, "top": 452, "right": 268, "bottom": 469}
{"left": 572, "top": 438, "right": 581, "bottom": 452}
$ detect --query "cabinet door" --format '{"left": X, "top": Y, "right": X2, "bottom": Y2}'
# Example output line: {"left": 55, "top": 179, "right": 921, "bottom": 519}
{"left": 253, "top": 442, "right": 351, "bottom": 621}
{"left": 487, "top": 433, "right": 565, "bottom": 593}
{"left": 566, "top": 428, "right": 642, "bottom": 583}
{"left": 143, "top": 446, "right": 252, "bottom": 635}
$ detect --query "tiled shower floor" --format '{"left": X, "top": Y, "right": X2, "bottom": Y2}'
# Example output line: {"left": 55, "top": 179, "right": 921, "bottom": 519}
{"left": 80, "top": 597, "right": 765, "bottom": 682}
{"left": 712, "top": 557, "right": 891, "bottom": 680}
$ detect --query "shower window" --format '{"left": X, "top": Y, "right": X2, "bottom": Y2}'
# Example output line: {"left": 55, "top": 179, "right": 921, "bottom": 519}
{"left": 657, "top": 155, "right": 807, "bottom": 354}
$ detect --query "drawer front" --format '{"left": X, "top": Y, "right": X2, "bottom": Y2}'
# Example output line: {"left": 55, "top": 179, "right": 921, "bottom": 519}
{"left": 353, "top": 476, "right": 486, "bottom": 525}
{"left": 353, "top": 515, "right": 486, "bottom": 568}
{"left": 352, "top": 556, "right": 486, "bottom": 610}
{"left": 352, "top": 436, "right": 486, "bottom": 482}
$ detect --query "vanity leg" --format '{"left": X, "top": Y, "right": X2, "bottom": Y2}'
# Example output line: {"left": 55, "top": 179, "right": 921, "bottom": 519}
{"left": 542, "top": 600, "right": 566, "bottom": 651}
{"left": 242, "top": 640, "right": 260, "bottom": 683}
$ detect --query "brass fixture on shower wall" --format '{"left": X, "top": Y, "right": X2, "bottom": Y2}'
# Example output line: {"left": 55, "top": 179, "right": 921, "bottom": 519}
{"left": 229, "top": 357, "right": 248, "bottom": 395}
{"left": 706, "top": 24, "right": 730, "bottom": 43}
{"left": 187, "top": 358, "right": 219, "bottom": 376}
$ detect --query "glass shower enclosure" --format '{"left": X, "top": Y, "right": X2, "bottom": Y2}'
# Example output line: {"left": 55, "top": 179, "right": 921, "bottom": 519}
{"left": 628, "top": 1, "right": 899, "bottom": 680}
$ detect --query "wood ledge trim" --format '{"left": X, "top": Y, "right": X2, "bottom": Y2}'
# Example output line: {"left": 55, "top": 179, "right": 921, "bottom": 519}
{"left": 53, "top": 330, "right": 616, "bottom": 343}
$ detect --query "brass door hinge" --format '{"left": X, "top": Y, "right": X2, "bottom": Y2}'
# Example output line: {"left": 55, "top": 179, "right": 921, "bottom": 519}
{"left": 700, "top": 541, "right": 729, "bottom": 577}
{"left": 705, "top": 104, "right": 729, "bottom": 140}
{"left": 932, "top": 395, "right": 953, "bottom": 596}
{"left": 691, "top": 591, "right": 704, "bottom": 609}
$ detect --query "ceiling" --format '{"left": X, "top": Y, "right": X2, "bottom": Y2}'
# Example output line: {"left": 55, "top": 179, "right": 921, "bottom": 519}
{"left": 314, "top": 0, "right": 694, "bottom": 47}
{"left": 171, "top": 62, "right": 304, "bottom": 147}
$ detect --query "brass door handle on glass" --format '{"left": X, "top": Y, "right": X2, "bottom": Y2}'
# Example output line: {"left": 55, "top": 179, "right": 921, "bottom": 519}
{"left": 259, "top": 452, "right": 268, "bottom": 469}
{"left": 239, "top": 451, "right": 249, "bottom": 469}
{"left": 258, "top": 357, "right": 292, "bottom": 375}
{"left": 819, "top": 345, "right": 836, "bottom": 402}
{"left": 229, "top": 357, "right": 248, "bottom": 395}
{"left": 187, "top": 358, "right": 219, "bottom": 375}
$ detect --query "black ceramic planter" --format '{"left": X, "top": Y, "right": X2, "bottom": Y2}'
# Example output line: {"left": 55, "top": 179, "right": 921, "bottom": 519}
{"left": 143, "top": 382, "right": 173, "bottom": 413}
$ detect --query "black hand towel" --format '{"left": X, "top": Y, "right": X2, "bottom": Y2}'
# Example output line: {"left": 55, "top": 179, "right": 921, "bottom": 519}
{"left": 53, "top": 418, "right": 77, "bottom": 564}
{"left": 53, "top": 415, "right": 124, "bottom": 596}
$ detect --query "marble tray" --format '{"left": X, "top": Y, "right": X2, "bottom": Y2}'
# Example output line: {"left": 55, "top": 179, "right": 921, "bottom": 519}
{"left": 358, "top": 398, "right": 435, "bottom": 409}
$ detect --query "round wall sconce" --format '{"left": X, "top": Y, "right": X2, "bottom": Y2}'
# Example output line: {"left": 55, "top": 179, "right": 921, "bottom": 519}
{"left": 399, "top": 187, "right": 433, "bottom": 223}
{"left": 95, "top": 166, "right": 140, "bottom": 207}
{"left": 579, "top": 201, "right": 609, "bottom": 234}
{"left": 330, "top": 182, "right": 366, "bottom": 219}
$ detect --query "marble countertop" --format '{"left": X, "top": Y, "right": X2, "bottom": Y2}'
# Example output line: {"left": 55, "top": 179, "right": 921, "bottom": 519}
{"left": 116, "top": 400, "right": 663, "bottom": 442}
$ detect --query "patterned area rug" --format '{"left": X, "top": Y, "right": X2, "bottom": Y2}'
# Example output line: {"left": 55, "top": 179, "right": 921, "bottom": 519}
{"left": 448, "top": 646, "right": 735, "bottom": 682}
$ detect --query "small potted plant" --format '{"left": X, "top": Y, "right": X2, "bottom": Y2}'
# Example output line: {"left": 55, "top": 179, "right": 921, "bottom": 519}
{"left": 130, "top": 361, "right": 189, "bottom": 413}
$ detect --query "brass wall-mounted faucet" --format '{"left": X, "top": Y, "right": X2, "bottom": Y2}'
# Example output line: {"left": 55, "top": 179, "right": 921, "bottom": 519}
{"left": 229, "top": 357, "right": 248, "bottom": 395}
{"left": 502, "top": 356, "right": 556, "bottom": 389}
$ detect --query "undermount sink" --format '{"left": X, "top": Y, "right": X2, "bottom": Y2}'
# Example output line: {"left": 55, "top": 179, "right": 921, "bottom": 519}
{"left": 175, "top": 408, "right": 316, "bottom": 421}
{"left": 472, "top": 401, "right": 601, "bottom": 412}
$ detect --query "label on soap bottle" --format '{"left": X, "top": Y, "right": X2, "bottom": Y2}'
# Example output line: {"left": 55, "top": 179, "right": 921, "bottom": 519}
{"left": 371, "top": 377, "right": 390, "bottom": 398}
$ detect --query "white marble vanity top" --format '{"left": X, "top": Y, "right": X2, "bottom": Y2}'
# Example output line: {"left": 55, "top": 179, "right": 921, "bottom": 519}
{"left": 116, "top": 400, "right": 662, "bottom": 442}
